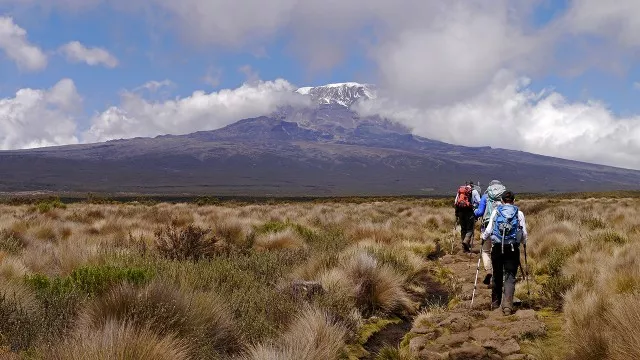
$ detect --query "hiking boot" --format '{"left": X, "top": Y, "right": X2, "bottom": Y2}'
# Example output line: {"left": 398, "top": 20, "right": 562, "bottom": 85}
{"left": 491, "top": 301, "right": 500, "bottom": 310}
{"left": 502, "top": 307, "right": 512, "bottom": 316}
{"left": 462, "top": 242, "right": 471, "bottom": 253}
{"left": 483, "top": 273, "right": 492, "bottom": 286}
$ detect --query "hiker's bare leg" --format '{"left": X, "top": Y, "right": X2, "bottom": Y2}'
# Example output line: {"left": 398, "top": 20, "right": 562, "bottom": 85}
{"left": 482, "top": 240, "right": 493, "bottom": 286}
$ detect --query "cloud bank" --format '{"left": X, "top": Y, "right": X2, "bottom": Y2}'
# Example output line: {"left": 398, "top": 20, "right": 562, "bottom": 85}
{"left": 355, "top": 71, "right": 640, "bottom": 170}
{"left": 0, "top": 79, "right": 80, "bottom": 149}
{"left": 83, "top": 79, "right": 310, "bottom": 143}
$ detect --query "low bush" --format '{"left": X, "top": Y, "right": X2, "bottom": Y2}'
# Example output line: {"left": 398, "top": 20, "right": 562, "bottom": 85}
{"left": 154, "top": 224, "right": 220, "bottom": 261}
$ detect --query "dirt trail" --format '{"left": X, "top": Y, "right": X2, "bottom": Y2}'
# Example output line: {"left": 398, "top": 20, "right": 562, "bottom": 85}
{"left": 402, "top": 249, "right": 547, "bottom": 360}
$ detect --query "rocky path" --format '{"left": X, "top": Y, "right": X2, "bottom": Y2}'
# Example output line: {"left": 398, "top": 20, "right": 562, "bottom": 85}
{"left": 403, "top": 250, "right": 548, "bottom": 360}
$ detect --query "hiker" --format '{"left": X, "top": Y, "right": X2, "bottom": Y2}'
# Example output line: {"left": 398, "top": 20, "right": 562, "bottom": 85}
{"left": 454, "top": 182, "right": 478, "bottom": 253}
{"left": 480, "top": 190, "right": 528, "bottom": 315}
{"left": 474, "top": 180, "right": 506, "bottom": 287}
{"left": 469, "top": 181, "right": 481, "bottom": 208}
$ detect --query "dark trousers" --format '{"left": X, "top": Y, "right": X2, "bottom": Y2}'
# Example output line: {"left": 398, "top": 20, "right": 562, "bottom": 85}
{"left": 490, "top": 242, "right": 520, "bottom": 309}
{"left": 456, "top": 208, "right": 475, "bottom": 245}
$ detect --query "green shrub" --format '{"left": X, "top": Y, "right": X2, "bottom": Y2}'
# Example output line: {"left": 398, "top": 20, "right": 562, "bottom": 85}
{"left": 34, "top": 198, "right": 67, "bottom": 213}
{"left": 25, "top": 265, "right": 153, "bottom": 297}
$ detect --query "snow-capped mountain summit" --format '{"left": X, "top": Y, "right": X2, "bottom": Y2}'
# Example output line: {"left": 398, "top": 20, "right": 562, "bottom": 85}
{"left": 296, "top": 82, "right": 376, "bottom": 107}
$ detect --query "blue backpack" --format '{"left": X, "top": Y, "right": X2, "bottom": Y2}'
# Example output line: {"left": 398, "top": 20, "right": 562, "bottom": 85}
{"left": 491, "top": 204, "right": 520, "bottom": 244}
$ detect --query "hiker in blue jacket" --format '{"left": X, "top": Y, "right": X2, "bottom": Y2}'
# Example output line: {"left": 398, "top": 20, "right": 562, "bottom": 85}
{"left": 474, "top": 180, "right": 506, "bottom": 288}
{"left": 481, "top": 190, "right": 528, "bottom": 315}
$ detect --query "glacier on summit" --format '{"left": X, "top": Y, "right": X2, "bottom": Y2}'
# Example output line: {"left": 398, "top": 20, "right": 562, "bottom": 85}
{"left": 295, "top": 82, "right": 376, "bottom": 107}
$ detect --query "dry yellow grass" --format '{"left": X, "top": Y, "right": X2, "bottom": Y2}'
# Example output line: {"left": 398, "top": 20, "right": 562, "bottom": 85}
{"left": 238, "top": 306, "right": 348, "bottom": 360}
{"left": 50, "top": 320, "right": 192, "bottom": 360}
{"left": 0, "top": 195, "right": 637, "bottom": 359}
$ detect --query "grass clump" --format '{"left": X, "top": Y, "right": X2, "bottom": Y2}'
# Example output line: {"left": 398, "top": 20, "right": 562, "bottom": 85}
{"left": 154, "top": 224, "right": 221, "bottom": 261}
{"left": 253, "top": 229, "right": 307, "bottom": 252}
{"left": 78, "top": 281, "right": 242, "bottom": 358}
{"left": 50, "top": 320, "right": 192, "bottom": 360}
{"left": 239, "top": 307, "right": 348, "bottom": 360}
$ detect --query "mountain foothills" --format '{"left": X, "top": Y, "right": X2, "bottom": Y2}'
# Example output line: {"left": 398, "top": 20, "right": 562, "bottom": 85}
{"left": 0, "top": 83, "right": 638, "bottom": 196}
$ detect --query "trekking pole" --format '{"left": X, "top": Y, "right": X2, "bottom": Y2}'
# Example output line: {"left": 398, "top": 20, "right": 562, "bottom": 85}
{"left": 471, "top": 239, "right": 484, "bottom": 307}
{"left": 524, "top": 243, "right": 530, "bottom": 297}
{"left": 451, "top": 218, "right": 458, "bottom": 254}
{"left": 499, "top": 226, "right": 506, "bottom": 309}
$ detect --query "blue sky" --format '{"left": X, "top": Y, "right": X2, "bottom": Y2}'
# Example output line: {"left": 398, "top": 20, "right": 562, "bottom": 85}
{"left": 1, "top": 0, "right": 640, "bottom": 169}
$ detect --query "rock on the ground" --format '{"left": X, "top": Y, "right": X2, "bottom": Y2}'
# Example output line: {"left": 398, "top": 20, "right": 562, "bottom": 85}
{"left": 508, "top": 319, "right": 548, "bottom": 340}
{"left": 410, "top": 335, "right": 447, "bottom": 355}
{"left": 483, "top": 337, "right": 521, "bottom": 356}
{"left": 470, "top": 327, "right": 498, "bottom": 343}
{"left": 515, "top": 309, "right": 537, "bottom": 320}
{"left": 435, "top": 332, "right": 469, "bottom": 347}
{"left": 438, "top": 314, "right": 473, "bottom": 332}
{"left": 448, "top": 343, "right": 492, "bottom": 360}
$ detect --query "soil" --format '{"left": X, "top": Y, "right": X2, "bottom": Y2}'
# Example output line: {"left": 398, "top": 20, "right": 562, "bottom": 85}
{"left": 362, "top": 245, "right": 548, "bottom": 359}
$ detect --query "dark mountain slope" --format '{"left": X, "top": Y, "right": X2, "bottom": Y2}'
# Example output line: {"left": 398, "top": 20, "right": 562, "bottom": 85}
{"left": 0, "top": 111, "right": 638, "bottom": 196}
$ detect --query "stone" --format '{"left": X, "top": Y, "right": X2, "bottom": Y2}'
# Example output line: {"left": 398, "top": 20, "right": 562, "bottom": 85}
{"left": 470, "top": 327, "right": 498, "bottom": 343}
{"left": 435, "top": 332, "right": 469, "bottom": 347}
{"left": 409, "top": 335, "right": 431, "bottom": 354}
{"left": 415, "top": 350, "right": 447, "bottom": 360}
{"left": 509, "top": 319, "right": 547, "bottom": 340}
{"left": 515, "top": 309, "right": 537, "bottom": 320}
{"left": 483, "top": 338, "right": 521, "bottom": 356}
{"left": 438, "top": 314, "right": 473, "bottom": 332}
{"left": 448, "top": 343, "right": 490, "bottom": 360}
{"left": 411, "top": 326, "right": 434, "bottom": 335}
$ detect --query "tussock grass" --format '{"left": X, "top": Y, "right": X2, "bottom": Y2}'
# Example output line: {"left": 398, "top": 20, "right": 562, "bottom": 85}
{"left": 78, "top": 281, "right": 242, "bottom": 357}
{"left": 238, "top": 307, "right": 348, "bottom": 360}
{"left": 50, "top": 320, "right": 192, "bottom": 360}
{"left": 254, "top": 229, "right": 307, "bottom": 251}
{"left": 0, "top": 196, "right": 636, "bottom": 358}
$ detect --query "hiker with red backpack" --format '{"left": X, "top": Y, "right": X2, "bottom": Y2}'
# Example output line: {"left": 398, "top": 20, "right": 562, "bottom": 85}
{"left": 454, "top": 181, "right": 480, "bottom": 253}
{"left": 480, "top": 190, "right": 528, "bottom": 316}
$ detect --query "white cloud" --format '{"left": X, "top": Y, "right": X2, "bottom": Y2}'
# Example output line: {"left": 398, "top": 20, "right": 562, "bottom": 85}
{"left": 83, "top": 78, "right": 310, "bottom": 143}
{"left": 0, "top": 79, "right": 80, "bottom": 149}
{"left": 59, "top": 41, "right": 119, "bottom": 68}
{"left": 355, "top": 71, "right": 640, "bottom": 170}
{"left": 133, "top": 79, "right": 174, "bottom": 92}
{"left": 0, "top": 16, "right": 47, "bottom": 71}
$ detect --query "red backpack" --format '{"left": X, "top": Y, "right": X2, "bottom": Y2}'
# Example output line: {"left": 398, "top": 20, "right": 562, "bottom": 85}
{"left": 455, "top": 185, "right": 473, "bottom": 209}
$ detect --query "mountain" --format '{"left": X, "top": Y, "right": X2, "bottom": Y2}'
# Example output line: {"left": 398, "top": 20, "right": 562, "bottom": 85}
{"left": 0, "top": 84, "right": 638, "bottom": 196}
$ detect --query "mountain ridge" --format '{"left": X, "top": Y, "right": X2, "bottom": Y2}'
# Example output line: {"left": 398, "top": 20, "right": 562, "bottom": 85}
{"left": 0, "top": 82, "right": 638, "bottom": 196}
